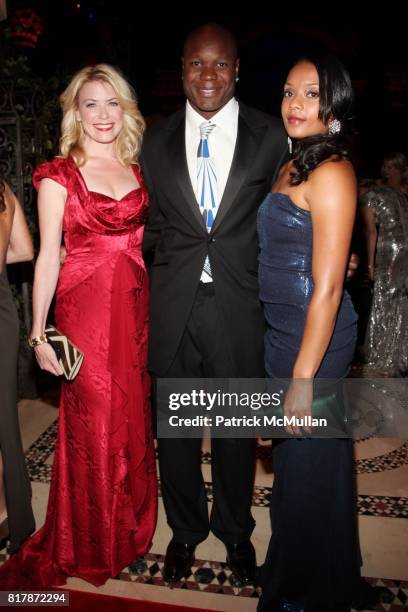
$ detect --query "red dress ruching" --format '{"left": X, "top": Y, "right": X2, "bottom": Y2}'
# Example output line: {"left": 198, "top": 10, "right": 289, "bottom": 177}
{"left": 0, "top": 156, "right": 157, "bottom": 587}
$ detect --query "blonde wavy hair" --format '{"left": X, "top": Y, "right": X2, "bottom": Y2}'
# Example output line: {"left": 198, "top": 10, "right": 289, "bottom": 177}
{"left": 59, "top": 64, "right": 145, "bottom": 166}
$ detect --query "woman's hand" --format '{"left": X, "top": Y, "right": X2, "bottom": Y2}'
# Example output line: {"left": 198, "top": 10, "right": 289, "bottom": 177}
{"left": 367, "top": 265, "right": 374, "bottom": 282}
{"left": 283, "top": 379, "right": 313, "bottom": 436}
{"left": 34, "top": 343, "right": 63, "bottom": 376}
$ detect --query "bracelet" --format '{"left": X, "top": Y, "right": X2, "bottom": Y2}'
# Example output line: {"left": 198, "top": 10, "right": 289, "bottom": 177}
{"left": 28, "top": 333, "right": 48, "bottom": 348}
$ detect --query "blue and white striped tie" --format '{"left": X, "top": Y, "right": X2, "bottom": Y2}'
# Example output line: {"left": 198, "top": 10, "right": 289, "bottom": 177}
{"left": 197, "top": 121, "right": 218, "bottom": 278}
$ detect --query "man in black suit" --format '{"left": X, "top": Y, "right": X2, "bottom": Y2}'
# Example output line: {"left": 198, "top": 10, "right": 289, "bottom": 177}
{"left": 142, "top": 23, "right": 287, "bottom": 584}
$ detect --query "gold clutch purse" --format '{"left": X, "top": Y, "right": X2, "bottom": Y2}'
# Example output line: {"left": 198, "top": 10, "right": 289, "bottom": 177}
{"left": 44, "top": 324, "right": 84, "bottom": 381}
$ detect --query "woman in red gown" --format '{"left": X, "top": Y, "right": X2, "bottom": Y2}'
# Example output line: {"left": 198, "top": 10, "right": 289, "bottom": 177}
{"left": 0, "top": 64, "right": 157, "bottom": 587}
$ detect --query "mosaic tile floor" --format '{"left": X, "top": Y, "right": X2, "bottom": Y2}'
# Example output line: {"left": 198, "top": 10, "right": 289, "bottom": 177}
{"left": 1, "top": 549, "right": 406, "bottom": 610}
{"left": 25, "top": 421, "right": 408, "bottom": 520}
{"left": 1, "top": 396, "right": 407, "bottom": 611}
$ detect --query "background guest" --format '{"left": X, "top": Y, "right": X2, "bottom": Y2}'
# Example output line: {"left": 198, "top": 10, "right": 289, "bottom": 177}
{"left": 0, "top": 177, "right": 35, "bottom": 554}
{"left": 361, "top": 152, "right": 408, "bottom": 375}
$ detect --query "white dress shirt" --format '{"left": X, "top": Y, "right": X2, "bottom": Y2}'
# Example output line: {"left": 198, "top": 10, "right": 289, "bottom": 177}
{"left": 185, "top": 98, "right": 239, "bottom": 282}
{"left": 185, "top": 97, "right": 239, "bottom": 207}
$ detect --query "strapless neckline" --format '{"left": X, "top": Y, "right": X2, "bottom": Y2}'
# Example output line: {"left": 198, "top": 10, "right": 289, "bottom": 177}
{"left": 268, "top": 192, "right": 311, "bottom": 215}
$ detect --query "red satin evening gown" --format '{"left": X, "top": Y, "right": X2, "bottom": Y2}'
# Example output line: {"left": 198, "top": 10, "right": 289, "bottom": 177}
{"left": 0, "top": 156, "right": 157, "bottom": 587}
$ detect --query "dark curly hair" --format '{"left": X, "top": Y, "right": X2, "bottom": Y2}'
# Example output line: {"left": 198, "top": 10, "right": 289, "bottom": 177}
{"left": 289, "top": 56, "right": 354, "bottom": 185}
{"left": 0, "top": 177, "right": 5, "bottom": 213}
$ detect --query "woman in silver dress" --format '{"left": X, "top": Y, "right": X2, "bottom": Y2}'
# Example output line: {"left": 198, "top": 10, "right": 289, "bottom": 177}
{"left": 361, "top": 152, "right": 408, "bottom": 374}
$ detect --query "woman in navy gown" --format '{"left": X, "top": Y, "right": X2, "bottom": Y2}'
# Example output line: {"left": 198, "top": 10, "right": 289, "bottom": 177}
{"left": 257, "top": 57, "right": 359, "bottom": 611}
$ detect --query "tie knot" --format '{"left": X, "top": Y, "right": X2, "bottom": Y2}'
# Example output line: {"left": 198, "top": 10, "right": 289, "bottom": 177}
{"left": 199, "top": 121, "right": 216, "bottom": 139}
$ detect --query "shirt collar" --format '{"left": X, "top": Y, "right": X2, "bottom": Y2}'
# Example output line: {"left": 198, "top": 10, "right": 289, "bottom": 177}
{"left": 186, "top": 97, "right": 239, "bottom": 131}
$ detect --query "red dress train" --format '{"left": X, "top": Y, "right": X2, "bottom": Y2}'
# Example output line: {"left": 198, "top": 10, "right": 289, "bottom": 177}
{"left": 0, "top": 157, "right": 157, "bottom": 587}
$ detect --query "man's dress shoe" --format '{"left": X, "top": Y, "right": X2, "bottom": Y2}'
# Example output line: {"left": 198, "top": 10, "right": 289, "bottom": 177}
{"left": 225, "top": 540, "right": 257, "bottom": 584}
{"left": 163, "top": 539, "right": 195, "bottom": 583}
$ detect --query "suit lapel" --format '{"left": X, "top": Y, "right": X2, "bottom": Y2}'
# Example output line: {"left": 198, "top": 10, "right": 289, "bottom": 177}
{"left": 164, "top": 103, "right": 269, "bottom": 233}
{"left": 212, "top": 106, "right": 267, "bottom": 231}
{"left": 167, "top": 111, "right": 206, "bottom": 231}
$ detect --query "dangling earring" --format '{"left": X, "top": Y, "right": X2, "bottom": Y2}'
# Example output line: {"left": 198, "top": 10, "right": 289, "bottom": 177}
{"left": 287, "top": 136, "right": 292, "bottom": 155}
{"left": 328, "top": 118, "right": 341, "bottom": 135}
{"left": 235, "top": 75, "right": 239, "bottom": 83}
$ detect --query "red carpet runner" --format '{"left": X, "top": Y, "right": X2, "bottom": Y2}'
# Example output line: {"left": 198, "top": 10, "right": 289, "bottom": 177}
{"left": 20, "top": 588, "right": 214, "bottom": 611}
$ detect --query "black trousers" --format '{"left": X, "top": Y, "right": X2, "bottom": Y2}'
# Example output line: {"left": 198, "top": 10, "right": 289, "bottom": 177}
{"left": 157, "top": 283, "right": 256, "bottom": 545}
{"left": 0, "top": 268, "right": 35, "bottom": 553}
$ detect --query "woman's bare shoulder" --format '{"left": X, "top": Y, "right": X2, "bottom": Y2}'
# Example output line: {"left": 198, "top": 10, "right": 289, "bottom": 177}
{"left": 308, "top": 159, "right": 356, "bottom": 193}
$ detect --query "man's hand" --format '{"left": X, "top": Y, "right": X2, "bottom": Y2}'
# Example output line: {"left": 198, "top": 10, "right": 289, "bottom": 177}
{"left": 346, "top": 252, "right": 359, "bottom": 278}
{"left": 59, "top": 245, "right": 67, "bottom": 265}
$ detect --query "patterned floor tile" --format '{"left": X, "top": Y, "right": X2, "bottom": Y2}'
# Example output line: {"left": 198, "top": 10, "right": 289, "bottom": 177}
{"left": 357, "top": 495, "right": 408, "bottom": 518}
{"left": 355, "top": 442, "right": 408, "bottom": 474}
{"left": 25, "top": 420, "right": 57, "bottom": 483}
{"left": 25, "top": 421, "right": 408, "bottom": 518}
{"left": 118, "top": 557, "right": 407, "bottom": 608}
{"left": 1, "top": 545, "right": 405, "bottom": 611}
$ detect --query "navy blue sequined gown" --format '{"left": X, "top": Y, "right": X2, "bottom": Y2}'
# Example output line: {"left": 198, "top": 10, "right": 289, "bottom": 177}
{"left": 257, "top": 193, "right": 360, "bottom": 611}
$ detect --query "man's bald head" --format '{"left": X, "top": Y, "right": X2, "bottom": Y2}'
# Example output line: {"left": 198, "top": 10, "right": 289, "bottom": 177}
{"left": 183, "top": 23, "right": 238, "bottom": 61}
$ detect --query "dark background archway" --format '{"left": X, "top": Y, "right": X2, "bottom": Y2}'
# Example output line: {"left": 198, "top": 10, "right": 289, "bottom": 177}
{"left": 1, "top": 3, "right": 407, "bottom": 176}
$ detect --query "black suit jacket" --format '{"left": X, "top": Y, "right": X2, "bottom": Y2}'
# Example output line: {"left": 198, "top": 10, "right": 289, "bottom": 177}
{"left": 141, "top": 102, "right": 288, "bottom": 377}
